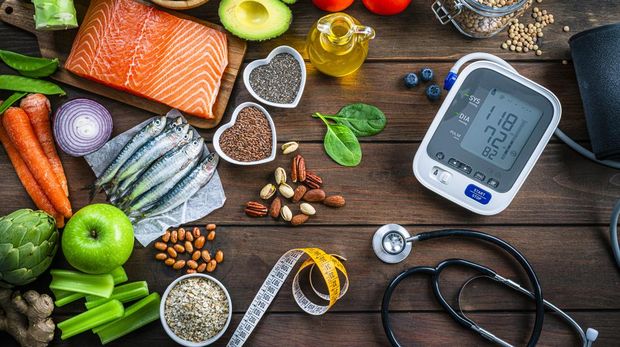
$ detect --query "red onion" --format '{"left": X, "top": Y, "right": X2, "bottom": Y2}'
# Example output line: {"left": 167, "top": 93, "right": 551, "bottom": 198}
{"left": 53, "top": 98, "right": 113, "bottom": 157}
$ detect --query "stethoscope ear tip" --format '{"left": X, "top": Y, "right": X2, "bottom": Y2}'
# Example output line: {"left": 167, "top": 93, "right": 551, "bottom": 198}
{"left": 586, "top": 328, "right": 598, "bottom": 343}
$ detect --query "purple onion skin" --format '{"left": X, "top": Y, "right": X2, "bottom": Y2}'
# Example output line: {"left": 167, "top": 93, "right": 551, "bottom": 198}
{"left": 53, "top": 98, "right": 113, "bottom": 157}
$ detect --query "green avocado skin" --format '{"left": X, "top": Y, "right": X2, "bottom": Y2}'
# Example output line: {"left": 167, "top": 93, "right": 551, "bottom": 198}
{"left": 219, "top": 0, "right": 293, "bottom": 41}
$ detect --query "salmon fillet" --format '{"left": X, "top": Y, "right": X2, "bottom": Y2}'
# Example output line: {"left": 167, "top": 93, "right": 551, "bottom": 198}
{"left": 65, "top": 0, "right": 228, "bottom": 119}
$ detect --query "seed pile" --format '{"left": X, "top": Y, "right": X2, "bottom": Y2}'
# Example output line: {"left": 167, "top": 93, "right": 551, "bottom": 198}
{"left": 501, "top": 5, "right": 555, "bottom": 55}
{"left": 165, "top": 277, "right": 229, "bottom": 342}
{"left": 153, "top": 224, "right": 224, "bottom": 274}
{"left": 220, "top": 106, "right": 272, "bottom": 162}
{"left": 448, "top": 0, "right": 532, "bottom": 38}
{"left": 249, "top": 53, "right": 301, "bottom": 104}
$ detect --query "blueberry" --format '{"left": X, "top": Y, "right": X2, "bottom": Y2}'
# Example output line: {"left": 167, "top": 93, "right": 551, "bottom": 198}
{"left": 420, "top": 68, "right": 434, "bottom": 82}
{"left": 426, "top": 84, "right": 441, "bottom": 101}
{"left": 403, "top": 72, "right": 419, "bottom": 88}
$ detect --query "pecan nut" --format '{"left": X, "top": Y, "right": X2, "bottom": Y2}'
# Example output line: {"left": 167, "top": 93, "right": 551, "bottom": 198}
{"left": 291, "top": 155, "right": 298, "bottom": 182}
{"left": 292, "top": 154, "right": 306, "bottom": 182}
{"left": 303, "top": 171, "right": 323, "bottom": 189}
{"left": 245, "top": 201, "right": 268, "bottom": 217}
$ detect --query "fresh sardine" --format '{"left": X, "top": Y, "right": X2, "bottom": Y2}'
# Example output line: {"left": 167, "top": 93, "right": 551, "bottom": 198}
{"left": 112, "top": 124, "right": 192, "bottom": 186}
{"left": 119, "top": 138, "right": 204, "bottom": 207}
{"left": 137, "top": 153, "right": 219, "bottom": 218}
{"left": 89, "top": 116, "right": 167, "bottom": 201}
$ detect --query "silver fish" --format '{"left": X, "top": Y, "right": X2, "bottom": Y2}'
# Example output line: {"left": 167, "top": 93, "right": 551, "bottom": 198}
{"left": 137, "top": 153, "right": 219, "bottom": 218}
{"left": 112, "top": 124, "right": 191, "bottom": 186}
{"left": 119, "top": 138, "right": 204, "bottom": 207}
{"left": 89, "top": 116, "right": 167, "bottom": 201}
{"left": 125, "top": 158, "right": 198, "bottom": 214}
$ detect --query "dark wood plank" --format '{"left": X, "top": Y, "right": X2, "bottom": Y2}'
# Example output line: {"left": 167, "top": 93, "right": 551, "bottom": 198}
{"left": 1, "top": 143, "right": 616, "bottom": 225}
{"left": 4, "top": 311, "right": 619, "bottom": 347}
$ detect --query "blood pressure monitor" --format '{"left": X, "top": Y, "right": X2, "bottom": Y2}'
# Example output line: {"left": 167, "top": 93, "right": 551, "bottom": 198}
{"left": 413, "top": 58, "right": 561, "bottom": 215}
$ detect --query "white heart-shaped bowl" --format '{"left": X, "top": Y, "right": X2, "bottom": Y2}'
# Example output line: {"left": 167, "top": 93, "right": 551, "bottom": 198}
{"left": 213, "top": 102, "right": 277, "bottom": 166}
{"left": 243, "top": 45, "right": 306, "bottom": 108}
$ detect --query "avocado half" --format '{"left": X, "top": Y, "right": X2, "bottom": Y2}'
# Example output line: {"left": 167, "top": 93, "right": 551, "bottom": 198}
{"left": 219, "top": 0, "right": 292, "bottom": 41}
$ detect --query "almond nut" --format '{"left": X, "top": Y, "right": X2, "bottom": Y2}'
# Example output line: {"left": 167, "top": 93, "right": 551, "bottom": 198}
{"left": 194, "top": 236, "right": 206, "bottom": 249}
{"left": 155, "top": 253, "right": 168, "bottom": 260}
{"left": 270, "top": 197, "right": 282, "bottom": 218}
{"left": 291, "top": 214, "right": 309, "bottom": 226}
{"left": 279, "top": 183, "right": 294, "bottom": 198}
{"left": 260, "top": 183, "right": 277, "bottom": 200}
{"left": 303, "top": 189, "right": 326, "bottom": 202}
{"left": 245, "top": 201, "right": 268, "bottom": 217}
{"left": 164, "top": 258, "right": 175, "bottom": 266}
{"left": 281, "top": 141, "right": 299, "bottom": 154}
{"left": 185, "top": 240, "right": 194, "bottom": 253}
{"left": 292, "top": 185, "right": 307, "bottom": 203}
{"left": 215, "top": 250, "right": 224, "bottom": 263}
{"left": 162, "top": 230, "right": 171, "bottom": 242}
{"left": 324, "top": 195, "right": 346, "bottom": 208}
{"left": 300, "top": 203, "right": 316, "bottom": 216}
{"left": 280, "top": 205, "right": 292, "bottom": 222}
{"left": 172, "top": 260, "right": 186, "bottom": 270}
{"left": 154, "top": 242, "right": 167, "bottom": 251}
{"left": 275, "top": 167, "right": 287, "bottom": 185}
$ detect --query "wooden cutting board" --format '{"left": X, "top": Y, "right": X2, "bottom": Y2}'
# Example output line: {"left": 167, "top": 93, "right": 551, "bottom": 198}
{"left": 0, "top": 0, "right": 247, "bottom": 129}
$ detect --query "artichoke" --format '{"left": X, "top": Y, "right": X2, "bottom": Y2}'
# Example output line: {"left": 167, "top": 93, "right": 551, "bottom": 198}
{"left": 0, "top": 209, "right": 58, "bottom": 287}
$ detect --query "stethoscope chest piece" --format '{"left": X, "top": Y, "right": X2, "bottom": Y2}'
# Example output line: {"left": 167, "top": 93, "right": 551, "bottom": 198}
{"left": 373, "top": 224, "right": 412, "bottom": 264}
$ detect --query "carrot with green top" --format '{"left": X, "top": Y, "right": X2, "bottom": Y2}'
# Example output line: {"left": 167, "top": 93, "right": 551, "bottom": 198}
{"left": 0, "top": 121, "right": 64, "bottom": 227}
{"left": 2, "top": 107, "right": 72, "bottom": 218}
{"left": 20, "top": 93, "right": 69, "bottom": 196}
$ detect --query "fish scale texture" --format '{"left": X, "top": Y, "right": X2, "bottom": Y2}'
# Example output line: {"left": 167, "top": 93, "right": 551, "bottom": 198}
{"left": 64, "top": 0, "right": 228, "bottom": 119}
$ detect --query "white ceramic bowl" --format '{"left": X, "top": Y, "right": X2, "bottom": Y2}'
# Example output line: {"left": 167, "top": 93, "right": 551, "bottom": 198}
{"left": 213, "top": 101, "right": 277, "bottom": 165}
{"left": 160, "top": 274, "right": 233, "bottom": 346}
{"left": 243, "top": 45, "right": 306, "bottom": 108}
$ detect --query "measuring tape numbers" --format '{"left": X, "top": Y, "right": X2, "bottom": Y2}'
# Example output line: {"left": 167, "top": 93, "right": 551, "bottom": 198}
{"left": 227, "top": 248, "right": 349, "bottom": 347}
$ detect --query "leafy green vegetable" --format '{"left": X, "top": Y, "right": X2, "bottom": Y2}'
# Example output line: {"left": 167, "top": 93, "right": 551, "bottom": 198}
{"left": 0, "top": 75, "right": 65, "bottom": 95}
{"left": 49, "top": 269, "right": 114, "bottom": 298}
{"left": 313, "top": 103, "right": 386, "bottom": 137}
{"left": 85, "top": 281, "right": 149, "bottom": 309}
{"left": 57, "top": 299, "right": 124, "bottom": 340}
{"left": 93, "top": 293, "right": 161, "bottom": 344}
{"left": 316, "top": 114, "right": 362, "bottom": 167}
{"left": 0, "top": 92, "right": 27, "bottom": 115}
{"left": 53, "top": 267, "right": 128, "bottom": 307}
{"left": 0, "top": 50, "right": 59, "bottom": 78}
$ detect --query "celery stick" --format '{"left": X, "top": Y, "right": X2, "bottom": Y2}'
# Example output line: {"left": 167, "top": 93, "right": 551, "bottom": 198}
{"left": 49, "top": 269, "right": 114, "bottom": 298}
{"left": 58, "top": 299, "right": 124, "bottom": 340}
{"left": 94, "top": 293, "right": 161, "bottom": 344}
{"left": 52, "top": 267, "right": 128, "bottom": 307}
{"left": 85, "top": 281, "right": 149, "bottom": 309}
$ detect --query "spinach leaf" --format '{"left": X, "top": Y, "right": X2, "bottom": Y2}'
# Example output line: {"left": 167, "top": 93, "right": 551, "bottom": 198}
{"left": 314, "top": 103, "right": 386, "bottom": 137}
{"left": 319, "top": 115, "right": 362, "bottom": 167}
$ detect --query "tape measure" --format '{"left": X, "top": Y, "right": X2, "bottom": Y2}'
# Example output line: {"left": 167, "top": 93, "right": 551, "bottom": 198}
{"left": 227, "top": 248, "right": 349, "bottom": 347}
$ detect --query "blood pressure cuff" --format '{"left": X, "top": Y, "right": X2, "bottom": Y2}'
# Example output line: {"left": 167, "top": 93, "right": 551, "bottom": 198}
{"left": 569, "top": 23, "right": 620, "bottom": 160}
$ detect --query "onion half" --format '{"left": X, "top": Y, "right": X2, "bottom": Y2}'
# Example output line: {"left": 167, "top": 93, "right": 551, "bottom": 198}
{"left": 53, "top": 98, "right": 113, "bottom": 157}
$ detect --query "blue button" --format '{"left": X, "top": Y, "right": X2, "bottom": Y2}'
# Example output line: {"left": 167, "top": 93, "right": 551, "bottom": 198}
{"left": 464, "top": 184, "right": 492, "bottom": 205}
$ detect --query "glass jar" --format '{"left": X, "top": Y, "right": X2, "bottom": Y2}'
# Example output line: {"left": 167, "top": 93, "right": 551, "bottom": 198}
{"left": 432, "top": 0, "right": 533, "bottom": 38}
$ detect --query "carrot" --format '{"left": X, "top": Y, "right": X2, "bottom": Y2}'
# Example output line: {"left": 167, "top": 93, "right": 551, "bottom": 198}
{"left": 20, "top": 93, "right": 69, "bottom": 196}
{"left": 2, "top": 107, "right": 72, "bottom": 218}
{"left": 0, "top": 122, "right": 64, "bottom": 227}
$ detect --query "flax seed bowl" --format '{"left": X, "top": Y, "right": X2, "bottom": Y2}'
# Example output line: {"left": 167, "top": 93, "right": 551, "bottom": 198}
{"left": 160, "top": 274, "right": 232, "bottom": 346}
{"left": 213, "top": 102, "right": 277, "bottom": 165}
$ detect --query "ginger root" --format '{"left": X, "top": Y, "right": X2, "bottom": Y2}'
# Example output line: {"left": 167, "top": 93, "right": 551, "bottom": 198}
{"left": 0, "top": 288, "right": 55, "bottom": 347}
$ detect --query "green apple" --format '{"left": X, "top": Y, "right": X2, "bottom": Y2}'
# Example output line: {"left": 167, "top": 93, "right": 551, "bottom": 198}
{"left": 62, "top": 204, "right": 134, "bottom": 274}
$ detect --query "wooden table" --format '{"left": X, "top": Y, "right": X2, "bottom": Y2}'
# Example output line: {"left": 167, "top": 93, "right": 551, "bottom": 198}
{"left": 1, "top": 0, "right": 620, "bottom": 346}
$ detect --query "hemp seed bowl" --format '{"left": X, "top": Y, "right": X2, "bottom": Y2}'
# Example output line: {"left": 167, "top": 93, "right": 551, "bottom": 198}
{"left": 213, "top": 102, "right": 277, "bottom": 165}
{"left": 160, "top": 274, "right": 232, "bottom": 346}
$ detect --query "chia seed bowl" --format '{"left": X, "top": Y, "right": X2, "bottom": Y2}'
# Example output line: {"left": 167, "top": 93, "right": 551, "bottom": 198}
{"left": 243, "top": 45, "right": 306, "bottom": 108}
{"left": 213, "top": 102, "right": 277, "bottom": 166}
{"left": 160, "top": 274, "right": 233, "bottom": 346}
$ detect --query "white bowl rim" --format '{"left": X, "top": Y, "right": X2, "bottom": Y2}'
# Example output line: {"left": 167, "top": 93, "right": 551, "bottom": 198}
{"left": 243, "top": 45, "right": 306, "bottom": 109}
{"left": 160, "top": 273, "right": 233, "bottom": 347}
{"left": 213, "top": 101, "right": 277, "bottom": 166}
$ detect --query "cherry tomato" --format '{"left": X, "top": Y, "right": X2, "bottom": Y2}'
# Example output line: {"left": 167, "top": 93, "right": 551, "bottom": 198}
{"left": 312, "top": 0, "right": 354, "bottom": 12}
{"left": 362, "top": 0, "right": 412, "bottom": 15}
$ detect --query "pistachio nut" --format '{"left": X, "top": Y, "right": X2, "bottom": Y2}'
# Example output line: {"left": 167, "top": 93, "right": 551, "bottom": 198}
{"left": 281, "top": 141, "right": 299, "bottom": 155}
{"left": 279, "top": 183, "right": 295, "bottom": 199}
{"left": 260, "top": 183, "right": 276, "bottom": 200}
{"left": 275, "top": 167, "right": 287, "bottom": 185}
{"left": 280, "top": 205, "right": 293, "bottom": 221}
{"left": 300, "top": 203, "right": 316, "bottom": 216}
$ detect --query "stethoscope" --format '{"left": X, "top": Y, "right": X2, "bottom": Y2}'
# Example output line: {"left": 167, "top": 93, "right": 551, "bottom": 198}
{"left": 373, "top": 224, "right": 598, "bottom": 347}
